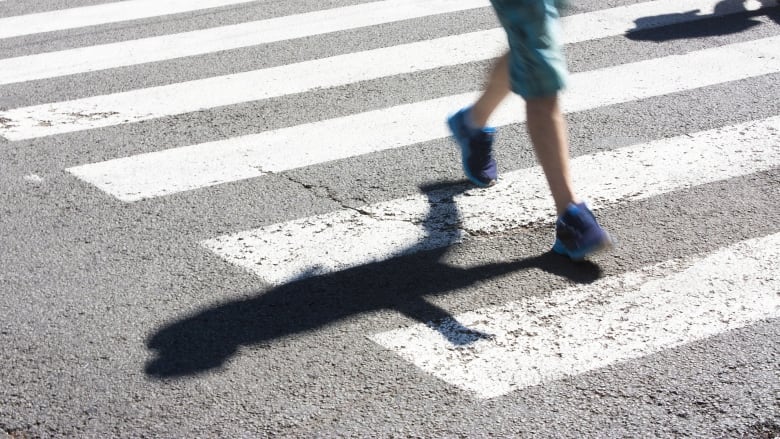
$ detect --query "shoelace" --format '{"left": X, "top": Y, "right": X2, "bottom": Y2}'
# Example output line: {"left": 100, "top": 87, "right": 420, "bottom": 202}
{"left": 470, "top": 132, "right": 495, "bottom": 168}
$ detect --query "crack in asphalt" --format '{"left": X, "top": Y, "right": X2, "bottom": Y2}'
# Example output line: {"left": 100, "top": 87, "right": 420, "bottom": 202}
{"left": 275, "top": 174, "right": 515, "bottom": 239}
{"left": 272, "top": 173, "right": 519, "bottom": 240}
{"left": 280, "top": 173, "right": 373, "bottom": 217}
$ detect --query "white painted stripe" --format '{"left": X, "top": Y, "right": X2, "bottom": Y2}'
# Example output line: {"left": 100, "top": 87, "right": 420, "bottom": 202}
{"left": 0, "top": 30, "right": 507, "bottom": 140}
{"left": 0, "top": 0, "right": 768, "bottom": 85}
{"left": 0, "top": 0, "right": 258, "bottom": 40}
{"left": 371, "top": 232, "right": 780, "bottom": 398}
{"left": 4, "top": 4, "right": 778, "bottom": 140}
{"left": 0, "top": 0, "right": 489, "bottom": 84}
{"left": 200, "top": 116, "right": 780, "bottom": 285}
{"left": 67, "top": 38, "right": 780, "bottom": 201}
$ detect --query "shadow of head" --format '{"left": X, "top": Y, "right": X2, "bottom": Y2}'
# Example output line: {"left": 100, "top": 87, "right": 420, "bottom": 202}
{"left": 626, "top": 1, "right": 778, "bottom": 42}
{"left": 144, "top": 181, "right": 604, "bottom": 378}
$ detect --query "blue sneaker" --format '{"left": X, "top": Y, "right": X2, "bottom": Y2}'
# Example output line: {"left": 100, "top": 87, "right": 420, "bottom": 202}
{"left": 447, "top": 107, "right": 497, "bottom": 187}
{"left": 552, "top": 203, "right": 614, "bottom": 260}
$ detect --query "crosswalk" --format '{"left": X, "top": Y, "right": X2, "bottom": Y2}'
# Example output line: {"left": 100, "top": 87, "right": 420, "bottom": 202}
{"left": 2, "top": 0, "right": 778, "bottom": 403}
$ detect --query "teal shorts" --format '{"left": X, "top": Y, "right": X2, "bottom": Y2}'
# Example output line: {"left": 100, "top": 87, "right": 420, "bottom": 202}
{"left": 490, "top": 0, "right": 568, "bottom": 99}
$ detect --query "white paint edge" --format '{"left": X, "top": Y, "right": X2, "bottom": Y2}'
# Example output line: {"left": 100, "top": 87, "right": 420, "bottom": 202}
{"left": 3, "top": 3, "right": 778, "bottom": 140}
{"left": 199, "top": 116, "right": 780, "bottom": 286}
{"left": 0, "top": 0, "right": 489, "bottom": 84}
{"left": 0, "top": 0, "right": 259, "bottom": 40}
{"left": 0, "top": 0, "right": 766, "bottom": 85}
{"left": 66, "top": 37, "right": 780, "bottom": 201}
{"left": 370, "top": 232, "right": 780, "bottom": 398}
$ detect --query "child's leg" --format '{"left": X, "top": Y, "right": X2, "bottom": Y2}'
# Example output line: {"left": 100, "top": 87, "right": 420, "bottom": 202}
{"left": 470, "top": 52, "right": 511, "bottom": 128}
{"left": 488, "top": 0, "right": 612, "bottom": 258}
{"left": 488, "top": 0, "right": 577, "bottom": 214}
{"left": 469, "top": 46, "right": 577, "bottom": 215}
{"left": 528, "top": 96, "right": 613, "bottom": 259}
{"left": 526, "top": 95, "right": 578, "bottom": 215}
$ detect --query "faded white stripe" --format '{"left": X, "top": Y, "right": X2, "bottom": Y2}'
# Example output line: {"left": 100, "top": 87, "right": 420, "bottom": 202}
{"left": 200, "top": 116, "right": 780, "bottom": 286}
{"left": 1, "top": 0, "right": 770, "bottom": 85}
{"left": 371, "top": 232, "right": 780, "bottom": 398}
{"left": 67, "top": 38, "right": 780, "bottom": 201}
{"left": 0, "top": 0, "right": 489, "bottom": 84}
{"left": 0, "top": 0, "right": 258, "bottom": 39}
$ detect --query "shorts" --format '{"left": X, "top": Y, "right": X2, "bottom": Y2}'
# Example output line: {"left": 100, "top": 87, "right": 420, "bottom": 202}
{"left": 490, "top": 0, "right": 568, "bottom": 99}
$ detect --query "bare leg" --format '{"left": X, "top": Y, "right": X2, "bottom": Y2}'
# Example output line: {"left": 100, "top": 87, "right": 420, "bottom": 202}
{"left": 470, "top": 52, "right": 511, "bottom": 127}
{"left": 526, "top": 95, "right": 579, "bottom": 215}
{"left": 470, "top": 52, "right": 578, "bottom": 215}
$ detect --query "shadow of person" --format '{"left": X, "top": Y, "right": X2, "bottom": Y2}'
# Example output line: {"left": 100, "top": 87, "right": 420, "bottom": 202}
{"left": 627, "top": 1, "right": 779, "bottom": 42}
{"left": 145, "top": 181, "right": 603, "bottom": 379}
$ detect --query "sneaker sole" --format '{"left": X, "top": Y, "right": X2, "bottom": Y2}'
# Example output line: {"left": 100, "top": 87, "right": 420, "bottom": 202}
{"left": 552, "top": 234, "right": 615, "bottom": 261}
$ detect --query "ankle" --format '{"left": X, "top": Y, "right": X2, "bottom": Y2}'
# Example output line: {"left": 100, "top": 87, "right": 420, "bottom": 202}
{"left": 555, "top": 198, "right": 581, "bottom": 216}
{"left": 467, "top": 106, "right": 492, "bottom": 130}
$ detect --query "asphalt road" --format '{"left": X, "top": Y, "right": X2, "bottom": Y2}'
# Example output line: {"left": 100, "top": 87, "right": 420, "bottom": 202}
{"left": 0, "top": 0, "right": 779, "bottom": 437}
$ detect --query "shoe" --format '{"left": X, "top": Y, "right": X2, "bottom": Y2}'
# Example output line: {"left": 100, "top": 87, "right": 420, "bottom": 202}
{"left": 447, "top": 107, "right": 497, "bottom": 187}
{"left": 552, "top": 202, "right": 614, "bottom": 260}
